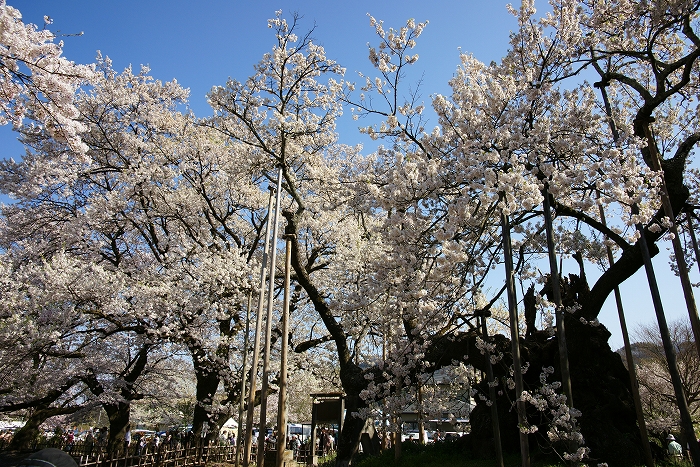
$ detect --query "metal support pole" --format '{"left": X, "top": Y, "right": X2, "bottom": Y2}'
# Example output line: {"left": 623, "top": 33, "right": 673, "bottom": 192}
{"left": 686, "top": 211, "right": 700, "bottom": 276}
{"left": 635, "top": 213, "right": 700, "bottom": 467}
{"left": 597, "top": 202, "right": 654, "bottom": 467}
{"left": 641, "top": 121, "right": 700, "bottom": 364}
{"left": 594, "top": 80, "right": 654, "bottom": 467}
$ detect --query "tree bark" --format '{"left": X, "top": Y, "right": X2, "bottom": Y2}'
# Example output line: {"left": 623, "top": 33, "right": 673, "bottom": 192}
{"left": 8, "top": 406, "right": 80, "bottom": 451}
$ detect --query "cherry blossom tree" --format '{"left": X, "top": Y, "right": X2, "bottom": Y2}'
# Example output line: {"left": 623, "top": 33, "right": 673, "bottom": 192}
{"left": 0, "top": 251, "right": 181, "bottom": 451}
{"left": 68, "top": 58, "right": 264, "bottom": 442}
{"left": 0, "top": 254, "right": 93, "bottom": 450}
{"left": 0, "top": 54, "right": 262, "bottom": 448}
{"left": 205, "top": 12, "right": 396, "bottom": 466}
{"left": 632, "top": 319, "right": 700, "bottom": 436}
{"left": 0, "top": 58, "right": 193, "bottom": 449}
{"left": 2, "top": 2, "right": 700, "bottom": 466}
{"left": 336, "top": 1, "right": 700, "bottom": 465}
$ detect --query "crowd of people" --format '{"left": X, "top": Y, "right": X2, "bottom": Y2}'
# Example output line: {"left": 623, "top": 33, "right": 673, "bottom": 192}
{"left": 246, "top": 426, "right": 335, "bottom": 461}
{"left": 23, "top": 424, "right": 216, "bottom": 458}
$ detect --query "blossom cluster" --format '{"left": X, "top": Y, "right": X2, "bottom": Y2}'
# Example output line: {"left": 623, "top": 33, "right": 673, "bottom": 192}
{"left": 519, "top": 367, "right": 589, "bottom": 465}
{"left": 0, "top": 2, "right": 94, "bottom": 154}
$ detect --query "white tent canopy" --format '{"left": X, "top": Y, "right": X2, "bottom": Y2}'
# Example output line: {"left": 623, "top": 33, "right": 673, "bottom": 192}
{"left": 0, "top": 420, "right": 25, "bottom": 430}
{"left": 220, "top": 418, "right": 238, "bottom": 431}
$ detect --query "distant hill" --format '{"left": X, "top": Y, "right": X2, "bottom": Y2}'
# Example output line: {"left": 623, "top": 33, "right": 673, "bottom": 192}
{"left": 615, "top": 341, "right": 657, "bottom": 364}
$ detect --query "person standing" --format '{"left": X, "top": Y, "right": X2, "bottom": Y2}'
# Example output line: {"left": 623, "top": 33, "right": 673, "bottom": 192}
{"left": 325, "top": 430, "right": 334, "bottom": 454}
{"left": 124, "top": 424, "right": 132, "bottom": 453}
{"left": 290, "top": 435, "right": 301, "bottom": 459}
{"left": 97, "top": 427, "right": 108, "bottom": 447}
{"left": 64, "top": 431, "right": 74, "bottom": 452}
{"left": 84, "top": 430, "right": 95, "bottom": 458}
{"left": 668, "top": 434, "right": 683, "bottom": 461}
{"left": 319, "top": 429, "right": 327, "bottom": 456}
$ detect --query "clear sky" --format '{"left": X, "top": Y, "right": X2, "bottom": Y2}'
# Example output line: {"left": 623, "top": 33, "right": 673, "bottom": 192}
{"left": 9, "top": 0, "right": 518, "bottom": 117}
{"left": 1, "top": 0, "right": 694, "bottom": 351}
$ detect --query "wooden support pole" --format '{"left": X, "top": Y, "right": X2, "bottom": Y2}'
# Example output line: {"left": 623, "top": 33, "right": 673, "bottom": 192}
{"left": 501, "top": 211, "right": 530, "bottom": 467}
{"left": 258, "top": 167, "right": 284, "bottom": 467}
{"left": 244, "top": 189, "right": 275, "bottom": 467}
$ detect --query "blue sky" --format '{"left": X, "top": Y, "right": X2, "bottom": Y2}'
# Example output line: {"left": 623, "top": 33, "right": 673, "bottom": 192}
{"left": 2, "top": 0, "right": 694, "bottom": 350}
{"left": 10, "top": 0, "right": 518, "bottom": 118}
{"left": 4, "top": 1, "right": 520, "bottom": 180}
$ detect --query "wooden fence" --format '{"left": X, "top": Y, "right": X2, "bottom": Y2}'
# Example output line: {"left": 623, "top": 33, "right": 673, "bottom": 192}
{"left": 1, "top": 438, "right": 323, "bottom": 466}
{"left": 2, "top": 440, "right": 246, "bottom": 467}
{"left": 77, "top": 444, "right": 240, "bottom": 467}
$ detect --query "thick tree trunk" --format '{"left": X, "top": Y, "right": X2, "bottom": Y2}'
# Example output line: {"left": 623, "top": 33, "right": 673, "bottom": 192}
{"left": 104, "top": 401, "right": 131, "bottom": 453}
{"left": 3, "top": 378, "right": 82, "bottom": 451}
{"left": 8, "top": 406, "right": 78, "bottom": 451}
{"left": 283, "top": 208, "right": 364, "bottom": 465}
{"left": 191, "top": 363, "right": 221, "bottom": 441}
{"left": 335, "top": 363, "right": 369, "bottom": 467}
{"left": 465, "top": 319, "right": 643, "bottom": 466}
